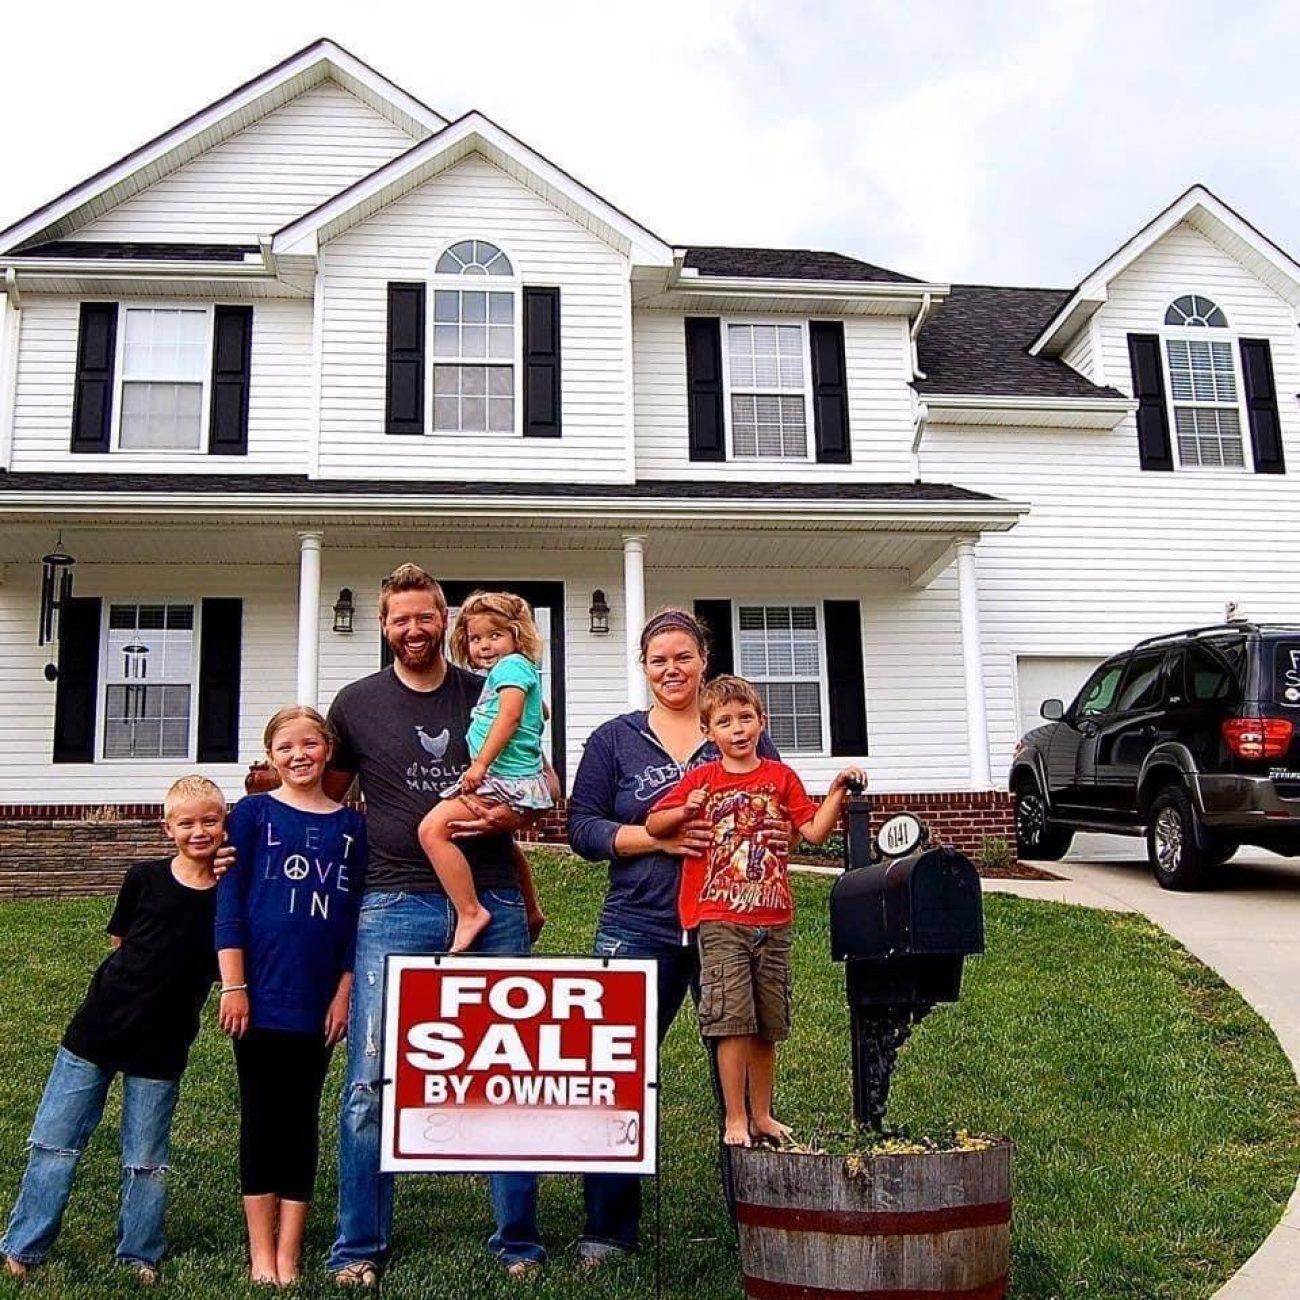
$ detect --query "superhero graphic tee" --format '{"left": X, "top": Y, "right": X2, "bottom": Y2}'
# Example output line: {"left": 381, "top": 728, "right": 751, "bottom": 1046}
{"left": 652, "top": 758, "right": 817, "bottom": 930}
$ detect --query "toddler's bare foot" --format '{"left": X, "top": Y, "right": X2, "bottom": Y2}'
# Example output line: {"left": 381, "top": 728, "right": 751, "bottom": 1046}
{"left": 4, "top": 1255, "right": 28, "bottom": 1278}
{"left": 751, "top": 1116, "right": 792, "bottom": 1143}
{"left": 723, "top": 1119, "right": 752, "bottom": 1147}
{"left": 450, "top": 906, "right": 491, "bottom": 954}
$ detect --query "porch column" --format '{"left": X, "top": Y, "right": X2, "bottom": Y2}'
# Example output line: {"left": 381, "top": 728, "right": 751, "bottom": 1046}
{"left": 623, "top": 534, "right": 648, "bottom": 708}
{"left": 296, "top": 531, "right": 323, "bottom": 708}
{"left": 956, "top": 538, "right": 992, "bottom": 789}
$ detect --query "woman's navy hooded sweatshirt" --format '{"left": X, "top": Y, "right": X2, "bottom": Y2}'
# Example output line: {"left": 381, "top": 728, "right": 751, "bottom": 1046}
{"left": 567, "top": 709, "right": 779, "bottom": 949}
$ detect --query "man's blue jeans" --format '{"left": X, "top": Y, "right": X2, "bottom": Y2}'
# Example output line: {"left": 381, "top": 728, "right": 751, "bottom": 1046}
{"left": 327, "top": 889, "right": 545, "bottom": 1272}
{"left": 0, "top": 1048, "right": 179, "bottom": 1268}
{"left": 579, "top": 927, "right": 701, "bottom": 1259}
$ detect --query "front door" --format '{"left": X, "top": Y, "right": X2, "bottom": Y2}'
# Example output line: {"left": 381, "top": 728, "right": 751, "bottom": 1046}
{"left": 380, "top": 579, "right": 567, "bottom": 783}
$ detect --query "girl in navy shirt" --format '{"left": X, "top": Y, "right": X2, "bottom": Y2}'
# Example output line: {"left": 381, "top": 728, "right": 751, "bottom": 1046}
{"left": 217, "top": 706, "right": 366, "bottom": 1287}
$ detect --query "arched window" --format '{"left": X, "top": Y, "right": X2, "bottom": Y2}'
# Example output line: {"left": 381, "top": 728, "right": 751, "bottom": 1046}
{"left": 1164, "top": 294, "right": 1228, "bottom": 328}
{"left": 1162, "top": 295, "right": 1243, "bottom": 468}
{"left": 432, "top": 240, "right": 516, "bottom": 433}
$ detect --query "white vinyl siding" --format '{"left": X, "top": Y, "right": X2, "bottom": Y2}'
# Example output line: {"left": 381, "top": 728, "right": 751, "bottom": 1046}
{"left": 9, "top": 296, "right": 314, "bottom": 473}
{"left": 66, "top": 81, "right": 417, "bottom": 245}
{"left": 317, "top": 153, "right": 632, "bottom": 482}
{"left": 633, "top": 310, "right": 916, "bottom": 481}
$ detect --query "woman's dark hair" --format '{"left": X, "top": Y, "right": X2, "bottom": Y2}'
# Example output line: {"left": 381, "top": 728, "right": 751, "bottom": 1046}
{"left": 638, "top": 607, "right": 711, "bottom": 664}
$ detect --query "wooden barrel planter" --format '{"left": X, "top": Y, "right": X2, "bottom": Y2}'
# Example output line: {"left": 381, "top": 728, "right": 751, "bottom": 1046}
{"left": 730, "top": 1141, "right": 1012, "bottom": 1299}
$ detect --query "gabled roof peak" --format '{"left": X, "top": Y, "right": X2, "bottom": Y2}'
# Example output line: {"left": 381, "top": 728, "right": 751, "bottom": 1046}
{"left": 0, "top": 38, "right": 448, "bottom": 255}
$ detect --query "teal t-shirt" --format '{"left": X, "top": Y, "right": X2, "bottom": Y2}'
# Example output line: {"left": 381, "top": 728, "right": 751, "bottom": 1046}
{"left": 467, "top": 654, "right": 545, "bottom": 778}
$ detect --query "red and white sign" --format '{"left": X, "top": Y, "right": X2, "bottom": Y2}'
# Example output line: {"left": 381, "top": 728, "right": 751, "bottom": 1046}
{"left": 380, "top": 956, "right": 658, "bottom": 1174}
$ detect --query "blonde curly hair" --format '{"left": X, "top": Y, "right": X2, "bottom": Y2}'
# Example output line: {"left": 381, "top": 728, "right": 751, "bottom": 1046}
{"left": 449, "top": 590, "right": 544, "bottom": 668}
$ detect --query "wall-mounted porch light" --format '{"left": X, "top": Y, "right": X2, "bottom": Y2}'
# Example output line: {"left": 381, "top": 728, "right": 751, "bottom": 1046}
{"left": 589, "top": 589, "right": 611, "bottom": 635}
{"left": 332, "top": 588, "right": 356, "bottom": 634}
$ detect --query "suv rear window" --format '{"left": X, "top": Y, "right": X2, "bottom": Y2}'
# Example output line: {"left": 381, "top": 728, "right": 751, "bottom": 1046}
{"left": 1274, "top": 641, "right": 1300, "bottom": 708}
{"left": 1185, "top": 640, "right": 1244, "bottom": 704}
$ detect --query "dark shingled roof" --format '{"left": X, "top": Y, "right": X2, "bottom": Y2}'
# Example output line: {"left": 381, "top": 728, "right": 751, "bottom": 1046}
{"left": 683, "top": 246, "right": 921, "bottom": 284}
{"left": 0, "top": 472, "right": 1003, "bottom": 504}
{"left": 915, "top": 285, "right": 1124, "bottom": 399}
{"left": 14, "top": 241, "right": 259, "bottom": 261}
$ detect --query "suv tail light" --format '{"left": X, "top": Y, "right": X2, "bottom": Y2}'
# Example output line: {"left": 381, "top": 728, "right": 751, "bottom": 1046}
{"left": 1222, "top": 716, "right": 1295, "bottom": 760}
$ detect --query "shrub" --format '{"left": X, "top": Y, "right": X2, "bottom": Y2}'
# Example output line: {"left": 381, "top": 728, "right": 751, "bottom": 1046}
{"left": 976, "top": 835, "right": 1015, "bottom": 871}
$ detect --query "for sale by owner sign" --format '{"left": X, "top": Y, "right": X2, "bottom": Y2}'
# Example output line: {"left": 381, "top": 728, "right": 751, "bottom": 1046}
{"left": 380, "top": 956, "right": 658, "bottom": 1174}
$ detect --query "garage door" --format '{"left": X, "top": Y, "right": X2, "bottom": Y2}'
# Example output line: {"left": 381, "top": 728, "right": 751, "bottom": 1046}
{"left": 1015, "top": 655, "right": 1105, "bottom": 738}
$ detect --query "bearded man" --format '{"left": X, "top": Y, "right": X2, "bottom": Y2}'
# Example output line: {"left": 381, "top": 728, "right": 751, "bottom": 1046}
{"left": 323, "top": 563, "right": 547, "bottom": 1285}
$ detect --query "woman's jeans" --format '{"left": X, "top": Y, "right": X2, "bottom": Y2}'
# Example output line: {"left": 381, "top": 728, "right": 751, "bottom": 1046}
{"left": 327, "top": 889, "right": 545, "bottom": 1272}
{"left": 580, "top": 927, "right": 702, "bottom": 1258}
{"left": 1, "top": 1048, "right": 179, "bottom": 1268}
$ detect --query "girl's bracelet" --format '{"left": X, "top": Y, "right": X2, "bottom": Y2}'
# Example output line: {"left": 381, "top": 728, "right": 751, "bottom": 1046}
{"left": 219, "top": 984, "right": 248, "bottom": 995}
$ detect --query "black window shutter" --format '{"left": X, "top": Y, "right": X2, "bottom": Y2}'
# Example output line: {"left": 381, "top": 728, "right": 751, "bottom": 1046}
{"left": 1127, "top": 333, "right": 1174, "bottom": 471}
{"left": 1240, "top": 339, "right": 1285, "bottom": 474}
{"left": 685, "top": 317, "right": 725, "bottom": 461}
{"left": 523, "top": 287, "right": 562, "bottom": 438}
{"left": 197, "top": 598, "right": 242, "bottom": 762}
{"left": 386, "top": 282, "right": 425, "bottom": 435}
{"left": 693, "top": 600, "right": 734, "bottom": 679}
{"left": 209, "top": 305, "right": 253, "bottom": 455}
{"left": 824, "top": 600, "right": 868, "bottom": 756}
{"left": 70, "top": 303, "right": 117, "bottom": 453}
{"left": 810, "top": 320, "right": 851, "bottom": 463}
{"left": 53, "top": 596, "right": 102, "bottom": 763}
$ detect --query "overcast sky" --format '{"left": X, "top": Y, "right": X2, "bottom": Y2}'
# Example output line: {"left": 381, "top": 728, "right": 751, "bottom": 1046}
{"left": 2, "top": 0, "right": 1296, "bottom": 288}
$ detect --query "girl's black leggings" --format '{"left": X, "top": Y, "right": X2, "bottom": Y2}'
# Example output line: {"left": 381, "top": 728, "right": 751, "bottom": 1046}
{"left": 233, "top": 1027, "right": 332, "bottom": 1201}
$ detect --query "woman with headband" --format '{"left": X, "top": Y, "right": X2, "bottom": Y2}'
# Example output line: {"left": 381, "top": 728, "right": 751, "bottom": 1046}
{"left": 567, "top": 607, "right": 781, "bottom": 1267}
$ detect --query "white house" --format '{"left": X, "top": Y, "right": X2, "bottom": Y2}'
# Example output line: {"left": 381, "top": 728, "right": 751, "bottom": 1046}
{"left": 2, "top": 39, "right": 1299, "bottom": 870}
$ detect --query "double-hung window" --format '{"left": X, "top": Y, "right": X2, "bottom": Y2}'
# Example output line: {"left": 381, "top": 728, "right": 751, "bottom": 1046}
{"left": 1162, "top": 295, "right": 1245, "bottom": 469}
{"left": 432, "top": 240, "right": 517, "bottom": 433}
{"left": 102, "top": 603, "right": 196, "bottom": 759}
{"left": 724, "top": 322, "right": 811, "bottom": 459}
{"left": 118, "top": 307, "right": 209, "bottom": 450}
{"left": 736, "top": 604, "right": 824, "bottom": 752}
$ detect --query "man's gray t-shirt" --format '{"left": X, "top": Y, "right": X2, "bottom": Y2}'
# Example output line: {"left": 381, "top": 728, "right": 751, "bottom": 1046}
{"left": 327, "top": 665, "right": 518, "bottom": 895}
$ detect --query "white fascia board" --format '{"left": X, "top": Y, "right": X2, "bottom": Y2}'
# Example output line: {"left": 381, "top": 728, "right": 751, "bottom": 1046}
{"left": 922, "top": 392, "right": 1135, "bottom": 429}
{"left": 0, "top": 256, "right": 272, "bottom": 279}
{"left": 660, "top": 274, "right": 949, "bottom": 311}
{"left": 0, "top": 39, "right": 446, "bottom": 256}
{"left": 1030, "top": 184, "right": 1300, "bottom": 356}
{"left": 0, "top": 491, "right": 1029, "bottom": 532}
{"left": 272, "top": 114, "right": 675, "bottom": 265}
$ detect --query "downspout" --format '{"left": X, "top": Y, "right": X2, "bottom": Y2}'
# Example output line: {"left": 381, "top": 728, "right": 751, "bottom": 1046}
{"left": 909, "top": 291, "right": 932, "bottom": 380}
{"left": 910, "top": 399, "right": 928, "bottom": 482}
{"left": 908, "top": 292, "right": 933, "bottom": 481}
{"left": 0, "top": 270, "right": 21, "bottom": 471}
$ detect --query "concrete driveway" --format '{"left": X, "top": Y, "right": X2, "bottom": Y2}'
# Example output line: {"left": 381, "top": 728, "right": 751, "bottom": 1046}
{"left": 1002, "top": 834, "right": 1300, "bottom": 1299}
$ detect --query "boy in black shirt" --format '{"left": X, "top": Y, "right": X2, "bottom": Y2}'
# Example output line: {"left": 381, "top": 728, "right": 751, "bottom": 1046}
{"left": 1, "top": 775, "right": 224, "bottom": 1284}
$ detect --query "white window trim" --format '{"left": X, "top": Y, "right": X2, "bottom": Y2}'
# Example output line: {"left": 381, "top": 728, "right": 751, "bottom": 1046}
{"left": 1160, "top": 319, "right": 1251, "bottom": 474}
{"left": 731, "top": 600, "right": 830, "bottom": 756}
{"left": 720, "top": 317, "right": 816, "bottom": 464}
{"left": 109, "top": 301, "right": 214, "bottom": 456}
{"left": 426, "top": 238, "right": 523, "bottom": 438}
{"left": 96, "top": 600, "right": 200, "bottom": 763}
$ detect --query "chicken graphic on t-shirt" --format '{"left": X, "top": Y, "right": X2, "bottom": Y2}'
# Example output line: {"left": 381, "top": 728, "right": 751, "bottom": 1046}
{"left": 415, "top": 726, "right": 450, "bottom": 759}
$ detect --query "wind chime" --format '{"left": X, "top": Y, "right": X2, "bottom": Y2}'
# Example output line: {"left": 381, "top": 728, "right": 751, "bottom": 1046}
{"left": 38, "top": 537, "right": 75, "bottom": 680}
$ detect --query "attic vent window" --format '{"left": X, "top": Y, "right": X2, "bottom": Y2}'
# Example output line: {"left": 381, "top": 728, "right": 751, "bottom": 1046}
{"left": 436, "top": 240, "right": 513, "bottom": 276}
{"left": 1164, "top": 295, "right": 1228, "bottom": 328}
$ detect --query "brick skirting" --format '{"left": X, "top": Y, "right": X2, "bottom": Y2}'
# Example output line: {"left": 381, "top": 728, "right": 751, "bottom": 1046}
{"left": 0, "top": 792, "right": 1015, "bottom": 899}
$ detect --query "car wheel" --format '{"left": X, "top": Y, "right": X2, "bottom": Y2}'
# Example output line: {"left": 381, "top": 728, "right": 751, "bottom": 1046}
{"left": 1147, "top": 786, "right": 1221, "bottom": 890}
{"left": 1014, "top": 776, "right": 1074, "bottom": 860}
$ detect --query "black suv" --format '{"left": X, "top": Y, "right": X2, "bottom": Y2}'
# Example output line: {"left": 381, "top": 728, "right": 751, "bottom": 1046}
{"left": 1009, "top": 623, "right": 1300, "bottom": 889}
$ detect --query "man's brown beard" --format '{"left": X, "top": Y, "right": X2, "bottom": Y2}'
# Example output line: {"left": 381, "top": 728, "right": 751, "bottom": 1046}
{"left": 391, "top": 637, "right": 441, "bottom": 672}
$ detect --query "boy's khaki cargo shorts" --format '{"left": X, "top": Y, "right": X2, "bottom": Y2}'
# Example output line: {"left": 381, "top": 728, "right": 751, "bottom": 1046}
{"left": 696, "top": 920, "right": 792, "bottom": 1042}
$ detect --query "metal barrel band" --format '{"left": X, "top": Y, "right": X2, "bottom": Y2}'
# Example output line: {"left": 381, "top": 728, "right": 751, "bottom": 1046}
{"left": 736, "top": 1197, "right": 1012, "bottom": 1236}
{"left": 742, "top": 1274, "right": 1008, "bottom": 1300}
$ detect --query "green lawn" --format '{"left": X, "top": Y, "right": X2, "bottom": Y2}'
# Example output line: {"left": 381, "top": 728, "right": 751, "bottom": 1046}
{"left": 0, "top": 852, "right": 1296, "bottom": 1299}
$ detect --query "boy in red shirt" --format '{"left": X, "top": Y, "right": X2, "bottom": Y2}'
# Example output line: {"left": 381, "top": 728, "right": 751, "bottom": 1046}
{"left": 647, "top": 675, "right": 864, "bottom": 1147}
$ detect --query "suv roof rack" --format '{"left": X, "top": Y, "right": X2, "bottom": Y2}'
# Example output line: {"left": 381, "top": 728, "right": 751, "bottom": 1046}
{"left": 1131, "top": 622, "right": 1300, "bottom": 652}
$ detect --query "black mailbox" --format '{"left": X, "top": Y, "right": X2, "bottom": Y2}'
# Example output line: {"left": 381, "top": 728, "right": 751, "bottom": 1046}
{"left": 830, "top": 789, "right": 986, "bottom": 1127}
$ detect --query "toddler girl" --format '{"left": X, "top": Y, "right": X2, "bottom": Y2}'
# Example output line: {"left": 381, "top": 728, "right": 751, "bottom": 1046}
{"left": 216, "top": 706, "right": 366, "bottom": 1286}
{"left": 418, "top": 590, "right": 552, "bottom": 953}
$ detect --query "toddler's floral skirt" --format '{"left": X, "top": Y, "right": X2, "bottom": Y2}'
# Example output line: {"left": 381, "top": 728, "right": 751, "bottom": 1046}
{"left": 440, "top": 770, "right": 554, "bottom": 812}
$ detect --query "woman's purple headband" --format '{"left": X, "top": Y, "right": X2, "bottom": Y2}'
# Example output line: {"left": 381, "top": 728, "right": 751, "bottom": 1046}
{"left": 639, "top": 609, "right": 709, "bottom": 660}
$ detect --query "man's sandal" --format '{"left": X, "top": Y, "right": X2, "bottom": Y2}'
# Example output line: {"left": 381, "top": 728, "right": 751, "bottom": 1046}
{"left": 505, "top": 1259, "right": 542, "bottom": 1281}
{"left": 333, "top": 1261, "right": 380, "bottom": 1287}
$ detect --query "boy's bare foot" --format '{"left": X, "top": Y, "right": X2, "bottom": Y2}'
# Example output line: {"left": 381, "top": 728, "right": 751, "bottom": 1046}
{"left": 250, "top": 1266, "right": 279, "bottom": 1287}
{"left": 723, "top": 1119, "right": 752, "bottom": 1147}
{"left": 450, "top": 907, "right": 492, "bottom": 954}
{"left": 4, "top": 1255, "right": 28, "bottom": 1278}
{"left": 276, "top": 1263, "right": 301, "bottom": 1287}
{"left": 751, "top": 1116, "right": 792, "bottom": 1143}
